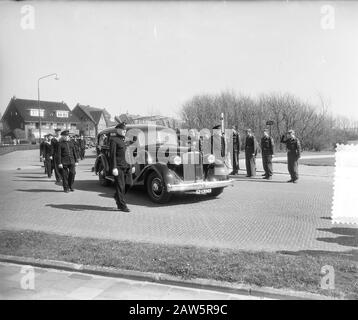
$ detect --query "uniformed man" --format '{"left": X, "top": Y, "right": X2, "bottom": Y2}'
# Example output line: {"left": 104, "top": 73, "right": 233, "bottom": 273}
{"left": 57, "top": 130, "right": 78, "bottom": 192}
{"left": 51, "top": 128, "right": 62, "bottom": 183}
{"left": 244, "top": 128, "right": 258, "bottom": 177}
{"left": 280, "top": 129, "right": 302, "bottom": 183}
{"left": 39, "top": 138, "right": 46, "bottom": 174}
{"left": 260, "top": 129, "right": 275, "bottom": 180}
{"left": 79, "top": 135, "right": 86, "bottom": 160}
{"left": 231, "top": 125, "right": 241, "bottom": 175}
{"left": 43, "top": 134, "right": 54, "bottom": 178}
{"left": 110, "top": 122, "right": 132, "bottom": 212}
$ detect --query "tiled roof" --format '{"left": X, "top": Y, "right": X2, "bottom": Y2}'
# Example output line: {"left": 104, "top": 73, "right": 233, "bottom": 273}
{"left": 9, "top": 98, "right": 80, "bottom": 123}
{"left": 73, "top": 104, "right": 105, "bottom": 125}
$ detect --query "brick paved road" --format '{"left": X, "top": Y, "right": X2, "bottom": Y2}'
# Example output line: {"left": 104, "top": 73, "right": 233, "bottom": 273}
{"left": 0, "top": 149, "right": 356, "bottom": 252}
{"left": 0, "top": 262, "right": 266, "bottom": 300}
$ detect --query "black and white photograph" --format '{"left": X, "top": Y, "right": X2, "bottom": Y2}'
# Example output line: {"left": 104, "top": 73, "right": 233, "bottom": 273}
{"left": 0, "top": 0, "right": 357, "bottom": 305}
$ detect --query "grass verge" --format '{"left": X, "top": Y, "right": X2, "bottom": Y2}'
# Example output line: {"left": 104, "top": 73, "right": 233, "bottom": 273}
{"left": 0, "top": 229, "right": 357, "bottom": 299}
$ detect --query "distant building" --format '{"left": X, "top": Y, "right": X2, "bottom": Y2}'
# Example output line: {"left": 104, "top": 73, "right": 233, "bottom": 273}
{"left": 1, "top": 97, "right": 80, "bottom": 140}
{"left": 117, "top": 113, "right": 183, "bottom": 129}
{"left": 72, "top": 104, "right": 110, "bottom": 137}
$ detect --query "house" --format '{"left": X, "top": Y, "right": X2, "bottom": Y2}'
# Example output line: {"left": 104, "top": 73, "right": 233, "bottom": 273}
{"left": 1, "top": 97, "right": 80, "bottom": 141}
{"left": 72, "top": 104, "right": 110, "bottom": 137}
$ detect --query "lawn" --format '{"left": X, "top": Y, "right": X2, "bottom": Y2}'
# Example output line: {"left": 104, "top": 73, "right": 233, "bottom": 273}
{"left": 0, "top": 230, "right": 357, "bottom": 299}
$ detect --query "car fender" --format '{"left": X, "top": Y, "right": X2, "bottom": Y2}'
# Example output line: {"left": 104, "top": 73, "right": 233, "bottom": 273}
{"left": 94, "top": 154, "right": 109, "bottom": 174}
{"left": 135, "top": 163, "right": 174, "bottom": 186}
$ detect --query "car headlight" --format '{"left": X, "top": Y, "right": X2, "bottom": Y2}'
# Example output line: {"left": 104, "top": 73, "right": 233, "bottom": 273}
{"left": 207, "top": 154, "right": 215, "bottom": 164}
{"left": 147, "top": 154, "right": 153, "bottom": 164}
{"left": 173, "top": 155, "right": 182, "bottom": 165}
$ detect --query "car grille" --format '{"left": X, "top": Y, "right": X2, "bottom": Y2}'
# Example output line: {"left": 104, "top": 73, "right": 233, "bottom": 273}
{"left": 182, "top": 151, "right": 203, "bottom": 182}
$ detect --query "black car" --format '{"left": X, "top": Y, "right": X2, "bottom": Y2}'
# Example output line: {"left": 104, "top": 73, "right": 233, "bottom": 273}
{"left": 94, "top": 124, "right": 233, "bottom": 203}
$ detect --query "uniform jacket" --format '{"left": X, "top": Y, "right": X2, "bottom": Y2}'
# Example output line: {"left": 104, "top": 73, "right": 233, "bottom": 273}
{"left": 244, "top": 135, "right": 258, "bottom": 156}
{"left": 51, "top": 137, "right": 60, "bottom": 157}
{"left": 281, "top": 135, "right": 302, "bottom": 158}
{"left": 110, "top": 136, "right": 130, "bottom": 170}
{"left": 40, "top": 141, "right": 45, "bottom": 157}
{"left": 43, "top": 142, "right": 54, "bottom": 159}
{"left": 260, "top": 136, "right": 274, "bottom": 156}
{"left": 232, "top": 131, "right": 241, "bottom": 153}
{"left": 57, "top": 139, "right": 78, "bottom": 165}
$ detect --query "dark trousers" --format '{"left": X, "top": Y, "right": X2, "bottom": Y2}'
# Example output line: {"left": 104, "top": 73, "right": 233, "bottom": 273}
{"left": 287, "top": 152, "right": 299, "bottom": 181}
{"left": 245, "top": 152, "right": 256, "bottom": 177}
{"left": 114, "top": 169, "right": 127, "bottom": 209}
{"left": 60, "top": 164, "right": 76, "bottom": 190}
{"left": 53, "top": 158, "right": 62, "bottom": 182}
{"left": 80, "top": 149, "right": 85, "bottom": 160}
{"left": 45, "top": 158, "right": 53, "bottom": 178}
{"left": 262, "top": 154, "right": 273, "bottom": 177}
{"left": 232, "top": 150, "right": 240, "bottom": 173}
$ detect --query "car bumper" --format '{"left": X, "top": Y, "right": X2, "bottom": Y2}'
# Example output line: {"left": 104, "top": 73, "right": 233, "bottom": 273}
{"left": 166, "top": 179, "right": 234, "bottom": 192}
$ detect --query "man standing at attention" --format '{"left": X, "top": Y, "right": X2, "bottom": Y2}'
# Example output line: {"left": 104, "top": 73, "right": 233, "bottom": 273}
{"left": 51, "top": 128, "right": 62, "bottom": 183}
{"left": 244, "top": 128, "right": 258, "bottom": 177}
{"left": 110, "top": 122, "right": 132, "bottom": 212}
{"left": 231, "top": 125, "right": 241, "bottom": 175}
{"left": 57, "top": 130, "right": 78, "bottom": 192}
{"left": 281, "top": 129, "right": 302, "bottom": 183}
{"left": 260, "top": 129, "right": 275, "bottom": 180}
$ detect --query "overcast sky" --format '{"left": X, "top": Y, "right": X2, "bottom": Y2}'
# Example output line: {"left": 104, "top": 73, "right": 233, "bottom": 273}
{"left": 0, "top": 1, "right": 357, "bottom": 120}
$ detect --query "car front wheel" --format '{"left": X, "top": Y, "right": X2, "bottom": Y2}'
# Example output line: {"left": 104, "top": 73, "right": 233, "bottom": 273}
{"left": 146, "top": 171, "right": 172, "bottom": 203}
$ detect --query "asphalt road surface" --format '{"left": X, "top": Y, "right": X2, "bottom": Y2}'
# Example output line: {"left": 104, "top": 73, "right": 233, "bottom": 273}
{"left": 0, "top": 148, "right": 356, "bottom": 252}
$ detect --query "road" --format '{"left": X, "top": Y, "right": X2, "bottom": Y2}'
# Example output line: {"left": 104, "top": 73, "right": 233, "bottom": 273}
{"left": 0, "top": 148, "right": 356, "bottom": 253}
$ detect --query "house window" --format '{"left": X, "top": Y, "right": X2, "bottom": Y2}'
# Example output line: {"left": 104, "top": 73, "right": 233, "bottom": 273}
{"left": 30, "top": 109, "right": 44, "bottom": 117}
{"left": 56, "top": 110, "right": 69, "bottom": 118}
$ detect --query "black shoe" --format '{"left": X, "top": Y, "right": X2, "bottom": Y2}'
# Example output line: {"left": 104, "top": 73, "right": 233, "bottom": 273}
{"left": 69, "top": 188, "right": 74, "bottom": 192}
{"left": 262, "top": 176, "right": 268, "bottom": 179}
{"left": 246, "top": 175, "right": 251, "bottom": 177}
{"left": 261, "top": 173, "right": 266, "bottom": 176}
{"left": 287, "top": 179, "right": 293, "bottom": 183}
{"left": 118, "top": 206, "right": 130, "bottom": 212}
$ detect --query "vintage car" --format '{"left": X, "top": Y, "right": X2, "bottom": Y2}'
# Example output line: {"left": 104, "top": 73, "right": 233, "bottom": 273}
{"left": 94, "top": 124, "right": 233, "bottom": 203}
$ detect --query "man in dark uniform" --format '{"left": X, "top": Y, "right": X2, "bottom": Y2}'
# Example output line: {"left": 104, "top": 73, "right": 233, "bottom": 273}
{"left": 281, "top": 129, "right": 302, "bottom": 183}
{"left": 43, "top": 134, "right": 54, "bottom": 178}
{"left": 260, "top": 129, "right": 275, "bottom": 180}
{"left": 244, "top": 128, "right": 258, "bottom": 177}
{"left": 110, "top": 122, "right": 132, "bottom": 212}
{"left": 51, "top": 128, "right": 62, "bottom": 183}
{"left": 78, "top": 135, "right": 86, "bottom": 160}
{"left": 231, "top": 125, "right": 241, "bottom": 175}
{"left": 39, "top": 138, "right": 46, "bottom": 174}
{"left": 57, "top": 130, "right": 78, "bottom": 192}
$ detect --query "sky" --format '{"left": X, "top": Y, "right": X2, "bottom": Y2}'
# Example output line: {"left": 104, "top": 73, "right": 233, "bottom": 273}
{"left": 0, "top": 1, "right": 357, "bottom": 120}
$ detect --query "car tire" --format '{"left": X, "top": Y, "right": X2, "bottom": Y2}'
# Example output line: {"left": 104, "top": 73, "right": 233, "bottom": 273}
{"left": 98, "top": 162, "right": 111, "bottom": 186}
{"left": 207, "top": 187, "right": 224, "bottom": 197}
{"left": 146, "top": 171, "right": 172, "bottom": 203}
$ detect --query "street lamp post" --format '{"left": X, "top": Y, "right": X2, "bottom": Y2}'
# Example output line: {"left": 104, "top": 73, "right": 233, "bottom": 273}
{"left": 37, "top": 73, "right": 59, "bottom": 141}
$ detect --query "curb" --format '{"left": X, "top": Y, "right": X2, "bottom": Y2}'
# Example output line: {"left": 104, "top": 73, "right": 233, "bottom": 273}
{"left": 0, "top": 254, "right": 336, "bottom": 300}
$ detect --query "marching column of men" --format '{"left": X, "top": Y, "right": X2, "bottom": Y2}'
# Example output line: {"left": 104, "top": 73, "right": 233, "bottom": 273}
{"left": 39, "top": 130, "right": 87, "bottom": 192}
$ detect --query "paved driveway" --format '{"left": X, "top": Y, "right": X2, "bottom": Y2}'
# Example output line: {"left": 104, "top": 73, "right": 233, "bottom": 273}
{"left": 0, "top": 149, "right": 356, "bottom": 253}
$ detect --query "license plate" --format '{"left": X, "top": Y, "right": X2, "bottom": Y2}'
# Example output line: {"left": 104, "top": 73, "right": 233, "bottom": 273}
{"left": 196, "top": 188, "right": 212, "bottom": 194}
